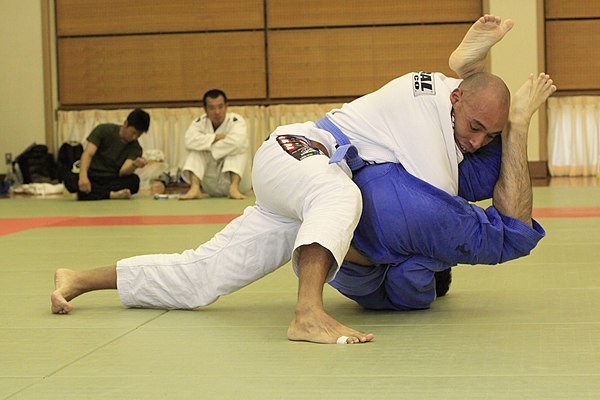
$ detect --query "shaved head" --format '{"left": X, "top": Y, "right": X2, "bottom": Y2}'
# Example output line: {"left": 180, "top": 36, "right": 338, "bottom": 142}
{"left": 459, "top": 72, "right": 511, "bottom": 110}
{"left": 451, "top": 72, "right": 511, "bottom": 153}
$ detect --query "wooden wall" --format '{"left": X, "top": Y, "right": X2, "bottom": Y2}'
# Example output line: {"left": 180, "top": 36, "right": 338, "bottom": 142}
{"left": 55, "top": 0, "right": 481, "bottom": 106}
{"left": 545, "top": 0, "right": 600, "bottom": 91}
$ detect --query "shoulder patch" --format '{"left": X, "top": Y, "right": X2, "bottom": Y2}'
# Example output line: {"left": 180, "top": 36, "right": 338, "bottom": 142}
{"left": 233, "top": 117, "right": 238, "bottom": 122}
{"left": 412, "top": 72, "right": 436, "bottom": 96}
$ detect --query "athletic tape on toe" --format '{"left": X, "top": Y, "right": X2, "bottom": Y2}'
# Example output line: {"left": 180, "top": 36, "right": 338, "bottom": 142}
{"left": 336, "top": 336, "right": 350, "bottom": 344}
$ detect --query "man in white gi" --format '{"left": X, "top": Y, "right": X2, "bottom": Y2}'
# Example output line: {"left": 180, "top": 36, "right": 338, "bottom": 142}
{"left": 51, "top": 16, "right": 547, "bottom": 346}
{"left": 179, "top": 89, "right": 249, "bottom": 200}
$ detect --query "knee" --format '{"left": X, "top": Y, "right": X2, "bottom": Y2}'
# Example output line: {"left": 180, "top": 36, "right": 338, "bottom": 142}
{"left": 385, "top": 263, "right": 436, "bottom": 310}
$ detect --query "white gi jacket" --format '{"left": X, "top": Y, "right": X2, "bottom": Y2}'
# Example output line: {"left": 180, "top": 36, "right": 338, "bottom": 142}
{"left": 184, "top": 112, "right": 248, "bottom": 160}
{"left": 328, "top": 72, "right": 463, "bottom": 195}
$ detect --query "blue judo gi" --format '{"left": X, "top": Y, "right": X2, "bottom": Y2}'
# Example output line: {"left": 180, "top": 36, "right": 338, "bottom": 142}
{"left": 330, "top": 137, "right": 546, "bottom": 310}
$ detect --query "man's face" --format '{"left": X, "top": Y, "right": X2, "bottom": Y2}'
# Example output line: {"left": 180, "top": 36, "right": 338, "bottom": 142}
{"left": 205, "top": 95, "right": 227, "bottom": 129}
{"left": 450, "top": 88, "right": 508, "bottom": 154}
{"left": 120, "top": 123, "right": 143, "bottom": 143}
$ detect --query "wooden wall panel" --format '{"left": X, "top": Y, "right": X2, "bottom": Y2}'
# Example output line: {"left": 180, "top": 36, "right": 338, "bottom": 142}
{"left": 268, "top": 24, "right": 468, "bottom": 99}
{"left": 545, "top": 0, "right": 600, "bottom": 19}
{"left": 55, "top": 0, "right": 479, "bottom": 105}
{"left": 546, "top": 20, "right": 600, "bottom": 90}
{"left": 268, "top": 0, "right": 480, "bottom": 28}
{"left": 58, "top": 32, "right": 266, "bottom": 105}
{"left": 56, "top": 0, "right": 264, "bottom": 36}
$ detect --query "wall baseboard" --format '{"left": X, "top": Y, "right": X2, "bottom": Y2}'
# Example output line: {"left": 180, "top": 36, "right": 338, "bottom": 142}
{"left": 529, "top": 161, "right": 549, "bottom": 179}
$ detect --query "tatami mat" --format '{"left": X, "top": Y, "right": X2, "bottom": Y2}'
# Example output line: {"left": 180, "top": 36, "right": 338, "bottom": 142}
{"left": 1, "top": 184, "right": 599, "bottom": 399}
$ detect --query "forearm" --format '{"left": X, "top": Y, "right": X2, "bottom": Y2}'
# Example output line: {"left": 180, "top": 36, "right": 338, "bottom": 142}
{"left": 123, "top": 156, "right": 147, "bottom": 175}
{"left": 184, "top": 124, "right": 215, "bottom": 151}
{"left": 119, "top": 159, "right": 137, "bottom": 176}
{"left": 79, "top": 152, "right": 92, "bottom": 179}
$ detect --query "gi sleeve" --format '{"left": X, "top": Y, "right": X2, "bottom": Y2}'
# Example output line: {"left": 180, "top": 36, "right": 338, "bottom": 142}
{"left": 352, "top": 162, "right": 545, "bottom": 267}
{"left": 184, "top": 118, "right": 215, "bottom": 151}
{"left": 211, "top": 115, "right": 248, "bottom": 159}
{"left": 458, "top": 135, "right": 502, "bottom": 202}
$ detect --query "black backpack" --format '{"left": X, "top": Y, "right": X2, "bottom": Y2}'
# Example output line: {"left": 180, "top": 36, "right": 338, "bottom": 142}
{"left": 57, "top": 141, "right": 84, "bottom": 182}
{"left": 14, "top": 143, "right": 58, "bottom": 183}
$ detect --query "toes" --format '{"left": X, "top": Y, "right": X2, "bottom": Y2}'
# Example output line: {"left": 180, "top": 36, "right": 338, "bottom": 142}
{"left": 336, "top": 336, "right": 350, "bottom": 344}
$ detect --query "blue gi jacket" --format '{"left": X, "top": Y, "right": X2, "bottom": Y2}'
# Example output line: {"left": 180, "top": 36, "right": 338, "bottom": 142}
{"left": 330, "top": 137, "right": 546, "bottom": 310}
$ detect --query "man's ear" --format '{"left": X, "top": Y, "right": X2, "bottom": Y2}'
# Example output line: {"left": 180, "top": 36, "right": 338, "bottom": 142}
{"left": 450, "top": 88, "right": 462, "bottom": 105}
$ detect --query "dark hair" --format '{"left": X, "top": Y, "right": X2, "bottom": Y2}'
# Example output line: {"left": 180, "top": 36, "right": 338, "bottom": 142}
{"left": 434, "top": 268, "right": 452, "bottom": 297}
{"left": 127, "top": 108, "right": 150, "bottom": 132}
{"left": 202, "top": 89, "right": 227, "bottom": 107}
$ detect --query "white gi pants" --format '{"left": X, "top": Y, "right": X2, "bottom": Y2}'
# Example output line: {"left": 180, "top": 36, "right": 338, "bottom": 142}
{"left": 117, "top": 132, "right": 362, "bottom": 309}
{"left": 181, "top": 150, "right": 249, "bottom": 196}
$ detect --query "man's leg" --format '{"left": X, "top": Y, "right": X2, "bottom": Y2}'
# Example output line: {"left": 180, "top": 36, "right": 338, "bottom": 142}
{"left": 493, "top": 73, "right": 556, "bottom": 226}
{"left": 180, "top": 151, "right": 209, "bottom": 200}
{"left": 252, "top": 135, "right": 373, "bottom": 344}
{"left": 179, "top": 173, "right": 205, "bottom": 200}
{"left": 77, "top": 176, "right": 111, "bottom": 200}
{"left": 288, "top": 244, "right": 374, "bottom": 344}
{"left": 449, "top": 14, "right": 514, "bottom": 78}
{"left": 107, "top": 174, "right": 140, "bottom": 199}
{"left": 221, "top": 151, "right": 248, "bottom": 200}
{"left": 228, "top": 172, "right": 246, "bottom": 200}
{"left": 52, "top": 204, "right": 301, "bottom": 313}
{"left": 51, "top": 266, "right": 116, "bottom": 314}
{"left": 332, "top": 257, "right": 450, "bottom": 311}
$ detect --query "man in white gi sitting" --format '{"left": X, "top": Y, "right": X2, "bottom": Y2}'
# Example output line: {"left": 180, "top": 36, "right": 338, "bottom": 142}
{"left": 179, "top": 89, "right": 249, "bottom": 200}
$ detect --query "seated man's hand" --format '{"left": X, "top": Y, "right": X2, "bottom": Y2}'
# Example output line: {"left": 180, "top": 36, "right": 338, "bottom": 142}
{"left": 132, "top": 157, "right": 148, "bottom": 169}
{"left": 213, "top": 133, "right": 226, "bottom": 143}
{"left": 78, "top": 177, "right": 91, "bottom": 193}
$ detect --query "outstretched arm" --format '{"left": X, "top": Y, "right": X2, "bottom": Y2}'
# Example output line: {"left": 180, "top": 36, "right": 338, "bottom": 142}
{"left": 449, "top": 15, "right": 514, "bottom": 79}
{"left": 492, "top": 73, "right": 557, "bottom": 227}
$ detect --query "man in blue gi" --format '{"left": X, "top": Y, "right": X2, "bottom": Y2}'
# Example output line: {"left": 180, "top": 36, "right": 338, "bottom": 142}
{"left": 335, "top": 71, "right": 555, "bottom": 311}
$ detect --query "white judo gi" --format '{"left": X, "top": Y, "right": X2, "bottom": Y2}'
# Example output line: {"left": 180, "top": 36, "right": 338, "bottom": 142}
{"left": 117, "top": 72, "right": 464, "bottom": 309}
{"left": 181, "top": 112, "right": 250, "bottom": 196}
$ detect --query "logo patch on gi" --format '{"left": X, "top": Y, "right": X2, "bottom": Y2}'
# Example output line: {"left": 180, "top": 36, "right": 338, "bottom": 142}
{"left": 412, "top": 72, "right": 435, "bottom": 96}
{"left": 276, "top": 135, "right": 323, "bottom": 161}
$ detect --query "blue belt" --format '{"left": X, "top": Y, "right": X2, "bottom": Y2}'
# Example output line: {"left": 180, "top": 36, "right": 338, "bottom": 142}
{"left": 315, "top": 117, "right": 365, "bottom": 172}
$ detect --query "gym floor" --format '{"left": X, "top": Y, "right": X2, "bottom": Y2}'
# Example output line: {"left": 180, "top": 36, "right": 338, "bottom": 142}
{"left": 1, "top": 178, "right": 599, "bottom": 399}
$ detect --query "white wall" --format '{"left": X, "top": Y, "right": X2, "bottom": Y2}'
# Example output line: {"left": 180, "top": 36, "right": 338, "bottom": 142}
{"left": 0, "top": 0, "right": 46, "bottom": 165}
{"left": 486, "top": 0, "right": 545, "bottom": 161}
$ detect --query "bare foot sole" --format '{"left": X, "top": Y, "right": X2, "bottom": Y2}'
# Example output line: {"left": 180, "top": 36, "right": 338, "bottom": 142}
{"left": 51, "top": 268, "right": 78, "bottom": 314}
{"left": 449, "top": 14, "right": 514, "bottom": 74}
{"left": 512, "top": 73, "right": 557, "bottom": 120}
{"left": 287, "top": 308, "right": 374, "bottom": 344}
{"left": 109, "top": 189, "right": 132, "bottom": 200}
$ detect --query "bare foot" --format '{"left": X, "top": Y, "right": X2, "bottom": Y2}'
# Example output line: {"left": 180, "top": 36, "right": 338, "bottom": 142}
{"left": 51, "top": 268, "right": 79, "bottom": 314}
{"left": 228, "top": 187, "right": 247, "bottom": 200}
{"left": 109, "top": 189, "right": 132, "bottom": 199}
{"left": 287, "top": 306, "right": 374, "bottom": 344}
{"left": 449, "top": 14, "right": 514, "bottom": 77}
{"left": 511, "top": 73, "right": 557, "bottom": 122}
{"left": 178, "top": 188, "right": 206, "bottom": 200}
